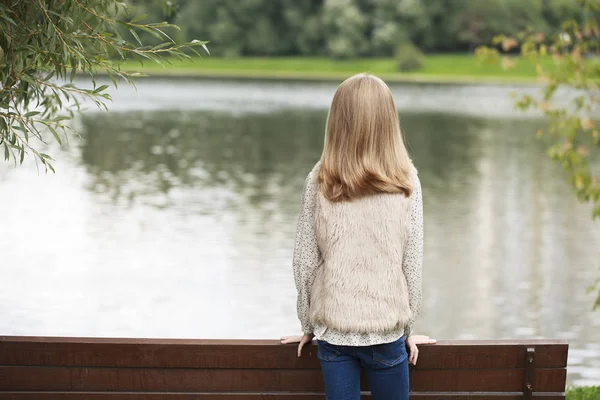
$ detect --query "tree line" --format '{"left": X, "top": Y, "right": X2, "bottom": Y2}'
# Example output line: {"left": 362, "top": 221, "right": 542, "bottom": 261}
{"left": 129, "top": 0, "right": 581, "bottom": 58}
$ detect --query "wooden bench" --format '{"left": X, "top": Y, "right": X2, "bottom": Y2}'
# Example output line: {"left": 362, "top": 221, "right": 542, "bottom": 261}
{"left": 0, "top": 336, "right": 568, "bottom": 399}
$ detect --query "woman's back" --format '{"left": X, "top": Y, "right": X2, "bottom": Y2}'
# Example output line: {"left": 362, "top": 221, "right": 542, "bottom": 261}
{"left": 310, "top": 162, "right": 418, "bottom": 334}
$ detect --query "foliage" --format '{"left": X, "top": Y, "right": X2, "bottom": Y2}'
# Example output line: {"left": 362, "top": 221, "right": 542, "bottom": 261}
{"left": 451, "top": 0, "right": 548, "bottom": 51}
{"left": 477, "top": 2, "right": 600, "bottom": 219}
{"left": 0, "top": 0, "right": 207, "bottom": 170}
{"left": 395, "top": 42, "right": 424, "bottom": 72}
{"left": 322, "top": 0, "right": 369, "bottom": 59}
{"left": 477, "top": 0, "right": 600, "bottom": 308}
{"left": 566, "top": 386, "right": 600, "bottom": 400}
{"left": 129, "top": 0, "right": 582, "bottom": 57}
{"left": 175, "top": 0, "right": 316, "bottom": 58}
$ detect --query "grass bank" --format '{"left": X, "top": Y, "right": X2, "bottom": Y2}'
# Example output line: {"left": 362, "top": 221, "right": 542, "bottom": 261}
{"left": 567, "top": 386, "right": 600, "bottom": 399}
{"left": 118, "top": 55, "right": 546, "bottom": 85}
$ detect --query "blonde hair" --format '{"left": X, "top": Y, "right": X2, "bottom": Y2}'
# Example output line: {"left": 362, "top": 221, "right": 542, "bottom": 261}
{"left": 318, "top": 73, "right": 413, "bottom": 202}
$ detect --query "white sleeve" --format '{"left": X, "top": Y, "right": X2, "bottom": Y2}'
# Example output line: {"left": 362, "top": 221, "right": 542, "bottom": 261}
{"left": 292, "top": 171, "right": 321, "bottom": 334}
{"left": 402, "top": 173, "right": 423, "bottom": 338}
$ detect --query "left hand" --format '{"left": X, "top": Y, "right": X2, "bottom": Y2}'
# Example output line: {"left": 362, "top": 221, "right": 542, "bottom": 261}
{"left": 406, "top": 334, "right": 437, "bottom": 366}
{"left": 280, "top": 333, "right": 315, "bottom": 357}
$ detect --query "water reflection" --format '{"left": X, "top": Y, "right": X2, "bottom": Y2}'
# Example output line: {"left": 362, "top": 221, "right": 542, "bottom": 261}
{"left": 80, "top": 110, "right": 324, "bottom": 206}
{"left": 0, "top": 106, "right": 598, "bottom": 386}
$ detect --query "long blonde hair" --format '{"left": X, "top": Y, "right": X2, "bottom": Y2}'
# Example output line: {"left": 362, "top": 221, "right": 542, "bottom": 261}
{"left": 319, "top": 73, "right": 413, "bottom": 202}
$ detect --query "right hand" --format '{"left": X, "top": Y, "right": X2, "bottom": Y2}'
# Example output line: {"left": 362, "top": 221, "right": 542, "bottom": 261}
{"left": 280, "top": 333, "right": 315, "bottom": 357}
{"left": 406, "top": 335, "right": 436, "bottom": 365}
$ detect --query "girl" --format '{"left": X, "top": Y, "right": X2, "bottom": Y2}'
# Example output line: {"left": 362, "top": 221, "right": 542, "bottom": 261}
{"left": 281, "top": 73, "right": 434, "bottom": 400}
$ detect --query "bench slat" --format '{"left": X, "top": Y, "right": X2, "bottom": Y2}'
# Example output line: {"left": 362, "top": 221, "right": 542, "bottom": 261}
{"left": 412, "top": 344, "right": 567, "bottom": 370}
{"left": 0, "top": 339, "right": 568, "bottom": 369}
{"left": 0, "top": 392, "right": 566, "bottom": 400}
{"left": 0, "top": 337, "right": 568, "bottom": 346}
{"left": 0, "top": 366, "right": 566, "bottom": 393}
{"left": 409, "top": 369, "right": 566, "bottom": 392}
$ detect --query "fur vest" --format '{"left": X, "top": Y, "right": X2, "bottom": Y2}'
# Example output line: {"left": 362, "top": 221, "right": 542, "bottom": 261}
{"left": 309, "top": 165, "right": 416, "bottom": 334}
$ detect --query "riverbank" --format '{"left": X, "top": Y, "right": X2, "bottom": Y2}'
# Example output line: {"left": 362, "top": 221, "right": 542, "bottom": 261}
{"left": 118, "top": 55, "right": 544, "bottom": 85}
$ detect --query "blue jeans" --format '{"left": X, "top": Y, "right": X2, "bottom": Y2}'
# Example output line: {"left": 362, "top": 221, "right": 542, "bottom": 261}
{"left": 317, "top": 336, "right": 409, "bottom": 400}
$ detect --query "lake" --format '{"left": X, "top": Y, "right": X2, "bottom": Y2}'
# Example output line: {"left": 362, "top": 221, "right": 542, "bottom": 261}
{"left": 0, "top": 78, "right": 599, "bottom": 386}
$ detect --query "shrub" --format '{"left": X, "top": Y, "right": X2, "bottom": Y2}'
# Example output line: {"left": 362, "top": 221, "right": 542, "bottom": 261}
{"left": 567, "top": 386, "right": 600, "bottom": 400}
{"left": 395, "top": 42, "right": 424, "bottom": 72}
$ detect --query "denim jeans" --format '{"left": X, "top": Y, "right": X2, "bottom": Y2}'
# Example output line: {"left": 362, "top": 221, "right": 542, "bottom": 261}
{"left": 317, "top": 336, "right": 409, "bottom": 400}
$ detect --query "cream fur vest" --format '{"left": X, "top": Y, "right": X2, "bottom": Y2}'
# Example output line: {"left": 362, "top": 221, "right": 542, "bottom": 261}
{"left": 309, "top": 164, "right": 416, "bottom": 334}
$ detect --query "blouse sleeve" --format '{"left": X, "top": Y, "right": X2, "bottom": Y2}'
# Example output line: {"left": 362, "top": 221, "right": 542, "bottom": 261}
{"left": 293, "top": 169, "right": 322, "bottom": 335}
{"left": 402, "top": 172, "right": 424, "bottom": 338}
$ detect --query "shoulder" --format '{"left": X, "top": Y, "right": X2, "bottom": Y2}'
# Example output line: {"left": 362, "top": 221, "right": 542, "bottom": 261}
{"left": 301, "top": 161, "right": 321, "bottom": 196}
{"left": 409, "top": 163, "right": 421, "bottom": 196}
{"left": 311, "top": 160, "right": 322, "bottom": 176}
{"left": 305, "top": 161, "right": 321, "bottom": 186}
{"left": 408, "top": 162, "right": 418, "bottom": 178}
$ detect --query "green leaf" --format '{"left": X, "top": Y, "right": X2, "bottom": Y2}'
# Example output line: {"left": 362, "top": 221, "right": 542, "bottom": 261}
{"left": 0, "top": 13, "right": 16, "bottom": 26}
{"left": 55, "top": 90, "right": 62, "bottom": 109}
{"left": 155, "top": 28, "right": 174, "bottom": 43}
{"left": 130, "top": 28, "right": 143, "bottom": 47}
{"left": 24, "top": 111, "right": 40, "bottom": 117}
{"left": 43, "top": 71, "right": 55, "bottom": 81}
{"left": 94, "top": 84, "right": 109, "bottom": 94}
{"left": 48, "top": 126, "right": 62, "bottom": 146}
{"left": 137, "top": 25, "right": 162, "bottom": 40}
{"left": 152, "top": 42, "right": 173, "bottom": 50}
{"left": 131, "top": 13, "right": 148, "bottom": 24}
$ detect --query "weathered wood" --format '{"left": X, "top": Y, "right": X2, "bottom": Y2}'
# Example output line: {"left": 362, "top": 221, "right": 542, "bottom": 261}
{"left": 0, "top": 337, "right": 568, "bottom": 369}
{"left": 0, "top": 337, "right": 568, "bottom": 400}
{"left": 1, "top": 337, "right": 566, "bottom": 346}
{"left": 0, "top": 366, "right": 566, "bottom": 392}
{"left": 411, "top": 343, "right": 567, "bottom": 370}
{"left": 0, "top": 393, "right": 332, "bottom": 400}
{"left": 0, "top": 392, "right": 567, "bottom": 400}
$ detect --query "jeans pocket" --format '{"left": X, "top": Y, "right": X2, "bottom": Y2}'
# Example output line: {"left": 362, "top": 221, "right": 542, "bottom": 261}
{"left": 317, "top": 340, "right": 342, "bottom": 362}
{"left": 372, "top": 336, "right": 407, "bottom": 367}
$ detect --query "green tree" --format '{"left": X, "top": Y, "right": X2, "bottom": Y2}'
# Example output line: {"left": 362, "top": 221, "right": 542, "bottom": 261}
{"left": 322, "top": 0, "right": 369, "bottom": 59}
{"left": 176, "top": 0, "right": 304, "bottom": 57}
{"left": 0, "top": 0, "right": 207, "bottom": 171}
{"left": 106, "top": 0, "right": 588, "bottom": 56}
{"left": 478, "top": 0, "right": 600, "bottom": 307}
{"left": 411, "top": 0, "right": 460, "bottom": 52}
{"left": 280, "top": 0, "right": 325, "bottom": 56}
{"left": 126, "top": 0, "right": 586, "bottom": 56}
{"left": 368, "top": 0, "right": 426, "bottom": 56}
{"left": 454, "top": 0, "right": 547, "bottom": 51}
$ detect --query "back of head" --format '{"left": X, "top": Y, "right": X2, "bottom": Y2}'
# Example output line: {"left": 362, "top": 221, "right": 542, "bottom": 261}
{"left": 319, "top": 73, "right": 413, "bottom": 202}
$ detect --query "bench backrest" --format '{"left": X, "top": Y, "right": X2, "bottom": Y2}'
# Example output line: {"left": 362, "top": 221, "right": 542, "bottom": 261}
{"left": 0, "top": 336, "right": 568, "bottom": 399}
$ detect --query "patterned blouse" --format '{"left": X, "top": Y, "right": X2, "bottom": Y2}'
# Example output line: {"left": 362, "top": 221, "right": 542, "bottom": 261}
{"left": 293, "top": 164, "right": 423, "bottom": 346}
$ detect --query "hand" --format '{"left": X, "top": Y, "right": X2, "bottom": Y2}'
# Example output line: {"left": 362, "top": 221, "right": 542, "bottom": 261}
{"left": 406, "top": 335, "right": 436, "bottom": 366}
{"left": 280, "top": 333, "right": 315, "bottom": 357}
